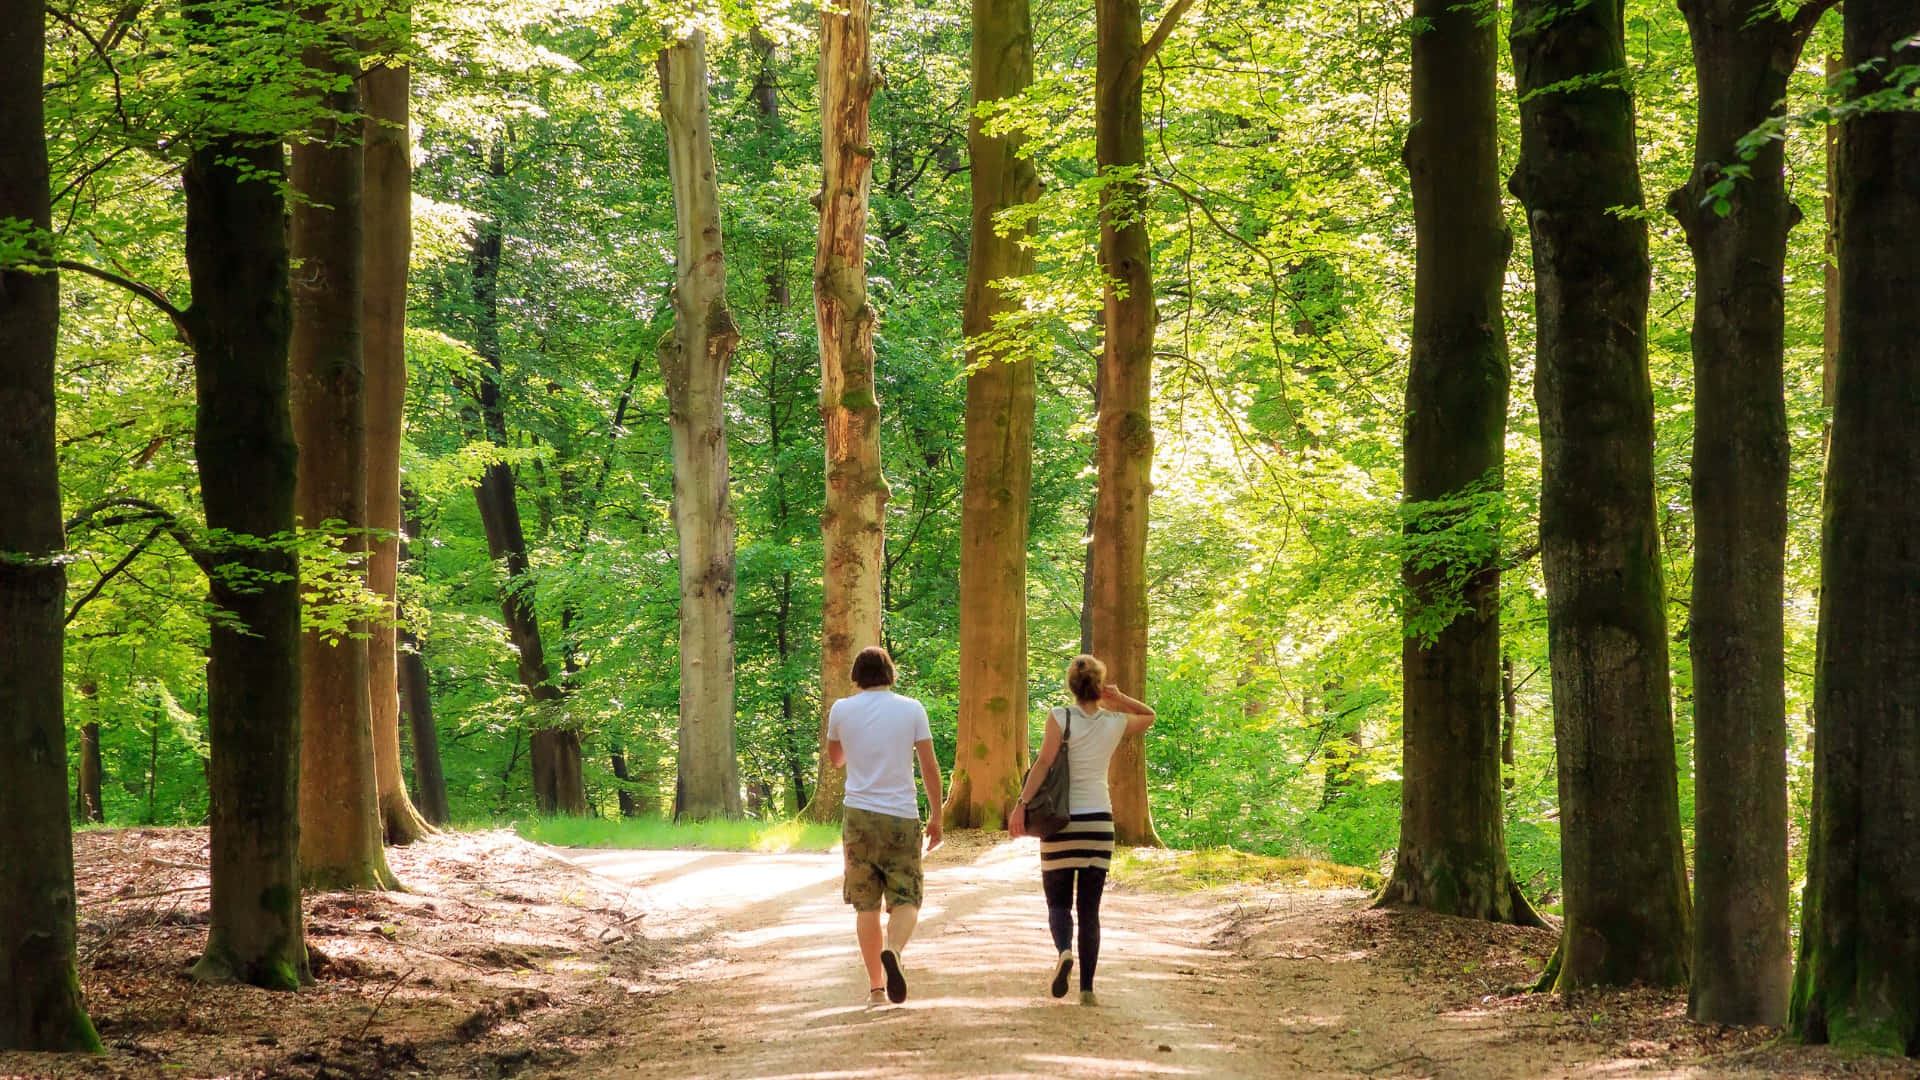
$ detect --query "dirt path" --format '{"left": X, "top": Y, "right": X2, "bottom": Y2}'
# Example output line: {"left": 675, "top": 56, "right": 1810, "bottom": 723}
{"left": 558, "top": 833, "right": 1266, "bottom": 1079}
{"left": 545, "top": 836, "right": 1920, "bottom": 1080}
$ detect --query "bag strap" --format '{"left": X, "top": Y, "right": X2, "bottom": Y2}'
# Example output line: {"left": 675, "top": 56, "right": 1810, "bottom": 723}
{"left": 1056, "top": 705, "right": 1072, "bottom": 742}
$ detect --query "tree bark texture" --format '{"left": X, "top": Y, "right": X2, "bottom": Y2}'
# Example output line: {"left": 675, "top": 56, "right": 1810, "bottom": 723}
{"left": 1091, "top": 0, "right": 1160, "bottom": 846}
{"left": 1789, "top": 5, "right": 1920, "bottom": 1056}
{"left": 0, "top": 7, "right": 102, "bottom": 1047}
{"left": 658, "top": 32, "right": 743, "bottom": 820}
{"left": 363, "top": 47, "right": 432, "bottom": 846}
{"left": 181, "top": 114, "right": 312, "bottom": 983}
{"left": 397, "top": 496, "right": 449, "bottom": 826}
{"left": 809, "top": 0, "right": 886, "bottom": 825}
{"left": 1378, "top": 0, "right": 1538, "bottom": 926}
{"left": 291, "top": 22, "right": 396, "bottom": 891}
{"left": 946, "top": 0, "right": 1040, "bottom": 831}
{"left": 1669, "top": 0, "right": 1829, "bottom": 1029}
{"left": 1508, "top": 0, "right": 1692, "bottom": 991}
{"left": 467, "top": 144, "right": 586, "bottom": 817}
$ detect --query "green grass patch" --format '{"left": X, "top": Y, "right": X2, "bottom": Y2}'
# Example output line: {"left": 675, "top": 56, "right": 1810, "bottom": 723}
{"left": 1111, "top": 846, "right": 1381, "bottom": 893}
{"left": 512, "top": 814, "right": 841, "bottom": 854}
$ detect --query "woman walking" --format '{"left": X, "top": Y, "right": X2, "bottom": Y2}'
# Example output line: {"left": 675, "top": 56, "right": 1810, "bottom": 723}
{"left": 1008, "top": 654, "right": 1155, "bottom": 1005}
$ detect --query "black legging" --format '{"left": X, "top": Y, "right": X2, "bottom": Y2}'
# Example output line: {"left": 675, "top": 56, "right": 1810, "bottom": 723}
{"left": 1043, "top": 866, "right": 1108, "bottom": 992}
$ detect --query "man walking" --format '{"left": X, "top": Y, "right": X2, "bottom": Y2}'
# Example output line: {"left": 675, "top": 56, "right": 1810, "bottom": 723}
{"left": 827, "top": 646, "right": 944, "bottom": 1005}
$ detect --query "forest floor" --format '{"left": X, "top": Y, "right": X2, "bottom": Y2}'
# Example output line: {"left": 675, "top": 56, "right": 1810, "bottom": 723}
{"left": 2, "top": 829, "right": 1915, "bottom": 1080}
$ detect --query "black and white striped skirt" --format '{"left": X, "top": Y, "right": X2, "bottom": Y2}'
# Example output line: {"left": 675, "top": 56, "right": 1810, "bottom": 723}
{"left": 1039, "top": 812, "right": 1115, "bottom": 871}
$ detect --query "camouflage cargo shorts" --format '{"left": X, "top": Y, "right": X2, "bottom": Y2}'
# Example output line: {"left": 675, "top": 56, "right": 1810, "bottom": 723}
{"left": 841, "top": 806, "right": 924, "bottom": 912}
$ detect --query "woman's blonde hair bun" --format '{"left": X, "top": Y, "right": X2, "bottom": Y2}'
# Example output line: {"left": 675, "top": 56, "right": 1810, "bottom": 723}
{"left": 1067, "top": 654, "right": 1107, "bottom": 703}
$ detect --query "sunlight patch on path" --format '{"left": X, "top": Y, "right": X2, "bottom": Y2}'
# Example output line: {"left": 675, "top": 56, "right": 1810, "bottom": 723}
{"left": 554, "top": 835, "right": 1266, "bottom": 1080}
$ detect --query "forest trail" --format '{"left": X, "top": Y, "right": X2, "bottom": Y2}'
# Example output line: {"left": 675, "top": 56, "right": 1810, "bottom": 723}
{"left": 545, "top": 834, "right": 1827, "bottom": 1080}
{"left": 560, "top": 831, "right": 1265, "bottom": 1079}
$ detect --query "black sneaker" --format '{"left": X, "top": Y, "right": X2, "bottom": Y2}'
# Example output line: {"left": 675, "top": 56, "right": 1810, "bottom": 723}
{"left": 1050, "top": 950, "right": 1074, "bottom": 999}
{"left": 881, "top": 948, "right": 907, "bottom": 1004}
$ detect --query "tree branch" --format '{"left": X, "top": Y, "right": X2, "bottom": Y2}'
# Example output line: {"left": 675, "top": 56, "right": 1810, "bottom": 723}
{"left": 65, "top": 523, "right": 166, "bottom": 625}
{"left": 55, "top": 259, "right": 190, "bottom": 336}
{"left": 1788, "top": 0, "right": 1840, "bottom": 42}
{"left": 1132, "top": 0, "right": 1198, "bottom": 79}
{"left": 65, "top": 497, "right": 209, "bottom": 569}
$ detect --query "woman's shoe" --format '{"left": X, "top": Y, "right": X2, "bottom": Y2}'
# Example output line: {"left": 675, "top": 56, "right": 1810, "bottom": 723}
{"left": 1050, "top": 950, "right": 1075, "bottom": 998}
{"left": 867, "top": 986, "right": 888, "bottom": 1008}
{"left": 1079, "top": 990, "right": 1100, "bottom": 1007}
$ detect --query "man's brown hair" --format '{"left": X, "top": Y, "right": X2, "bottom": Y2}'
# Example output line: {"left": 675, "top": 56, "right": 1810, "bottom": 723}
{"left": 850, "top": 645, "right": 897, "bottom": 689}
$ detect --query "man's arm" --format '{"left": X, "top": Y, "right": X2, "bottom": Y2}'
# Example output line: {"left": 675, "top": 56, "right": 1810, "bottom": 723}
{"left": 825, "top": 699, "right": 845, "bottom": 766}
{"left": 916, "top": 738, "right": 944, "bottom": 851}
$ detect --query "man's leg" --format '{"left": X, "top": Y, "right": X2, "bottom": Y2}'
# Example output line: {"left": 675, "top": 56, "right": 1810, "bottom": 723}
{"left": 844, "top": 809, "right": 887, "bottom": 996}
{"left": 856, "top": 908, "right": 885, "bottom": 991}
{"left": 885, "top": 903, "right": 918, "bottom": 954}
{"left": 876, "top": 814, "right": 923, "bottom": 1003}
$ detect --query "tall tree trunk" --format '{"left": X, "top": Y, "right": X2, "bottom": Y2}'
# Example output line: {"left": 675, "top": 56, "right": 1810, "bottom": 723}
{"left": 1789, "top": 6, "right": 1920, "bottom": 1056}
{"left": 658, "top": 32, "right": 743, "bottom": 820}
{"left": 809, "top": 0, "right": 887, "bottom": 825}
{"left": 1501, "top": 656, "right": 1518, "bottom": 789}
{"left": 945, "top": 0, "right": 1040, "bottom": 831}
{"left": 1669, "top": 0, "right": 1830, "bottom": 1028}
{"left": 610, "top": 744, "right": 638, "bottom": 817}
{"left": 0, "top": 8, "right": 102, "bottom": 1047}
{"left": 467, "top": 143, "right": 586, "bottom": 816}
{"left": 1377, "top": 0, "right": 1538, "bottom": 927}
{"left": 363, "top": 28, "right": 432, "bottom": 846}
{"left": 181, "top": 113, "right": 312, "bottom": 984}
{"left": 1091, "top": 0, "right": 1179, "bottom": 847}
{"left": 397, "top": 494, "right": 449, "bottom": 826}
{"left": 1509, "top": 0, "right": 1690, "bottom": 991}
{"left": 1821, "top": 51, "right": 1840, "bottom": 416}
{"left": 750, "top": 29, "right": 807, "bottom": 813}
{"left": 291, "top": 18, "right": 396, "bottom": 891}
{"left": 750, "top": 27, "right": 783, "bottom": 140}
{"left": 76, "top": 721, "right": 104, "bottom": 825}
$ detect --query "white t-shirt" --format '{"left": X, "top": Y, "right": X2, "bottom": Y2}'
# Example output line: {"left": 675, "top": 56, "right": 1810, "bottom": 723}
{"left": 827, "top": 689, "right": 933, "bottom": 820}
{"left": 1055, "top": 705, "right": 1128, "bottom": 814}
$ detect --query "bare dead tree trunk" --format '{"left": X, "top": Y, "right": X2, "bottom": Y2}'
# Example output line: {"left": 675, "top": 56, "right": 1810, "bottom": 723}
{"left": 808, "top": 0, "right": 886, "bottom": 824}
{"left": 658, "top": 31, "right": 743, "bottom": 820}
